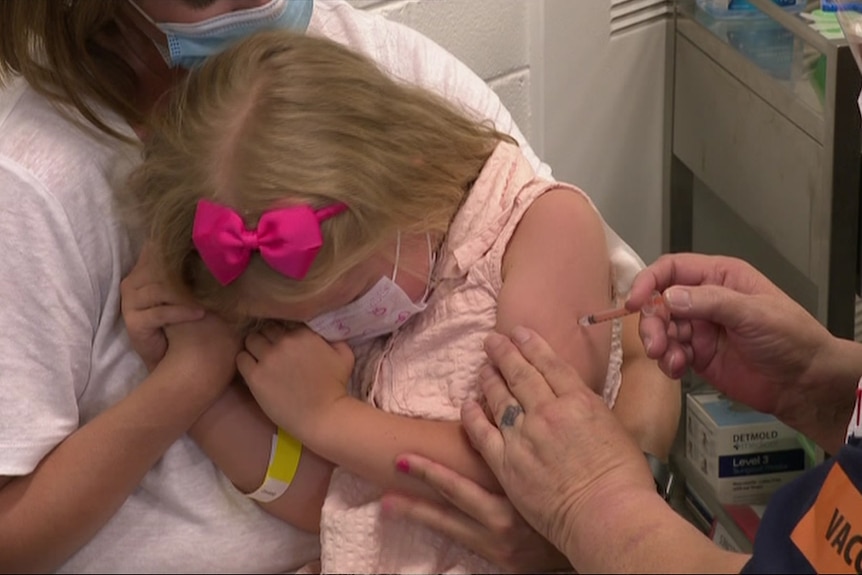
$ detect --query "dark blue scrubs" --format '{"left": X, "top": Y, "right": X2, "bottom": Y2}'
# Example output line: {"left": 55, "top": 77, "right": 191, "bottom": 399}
{"left": 742, "top": 438, "right": 862, "bottom": 574}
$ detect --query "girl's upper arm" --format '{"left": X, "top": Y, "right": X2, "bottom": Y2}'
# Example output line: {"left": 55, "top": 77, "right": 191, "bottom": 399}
{"left": 496, "top": 187, "right": 614, "bottom": 392}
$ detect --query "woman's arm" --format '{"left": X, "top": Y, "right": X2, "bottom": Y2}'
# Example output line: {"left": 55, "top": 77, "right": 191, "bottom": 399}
{"left": 463, "top": 326, "right": 750, "bottom": 574}
{"left": 121, "top": 247, "right": 336, "bottom": 533}
{"left": 0, "top": 315, "right": 239, "bottom": 573}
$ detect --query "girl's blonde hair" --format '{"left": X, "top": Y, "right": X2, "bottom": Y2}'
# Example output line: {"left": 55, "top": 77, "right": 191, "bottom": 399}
{"left": 0, "top": 0, "right": 148, "bottom": 141}
{"left": 128, "top": 29, "right": 514, "bottom": 324}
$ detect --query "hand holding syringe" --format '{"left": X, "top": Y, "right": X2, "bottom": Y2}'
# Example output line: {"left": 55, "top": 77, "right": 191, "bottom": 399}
{"left": 578, "top": 291, "right": 667, "bottom": 327}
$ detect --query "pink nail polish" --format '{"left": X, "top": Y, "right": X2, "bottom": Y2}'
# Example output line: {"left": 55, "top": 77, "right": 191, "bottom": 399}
{"left": 396, "top": 459, "right": 410, "bottom": 473}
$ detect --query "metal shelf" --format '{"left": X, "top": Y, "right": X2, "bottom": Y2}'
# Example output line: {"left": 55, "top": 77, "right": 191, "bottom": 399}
{"left": 669, "top": 0, "right": 862, "bottom": 338}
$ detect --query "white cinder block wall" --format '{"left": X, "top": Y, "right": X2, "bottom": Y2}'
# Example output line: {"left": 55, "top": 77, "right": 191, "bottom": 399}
{"left": 353, "top": 0, "right": 533, "bottom": 141}
{"left": 354, "top": 0, "right": 669, "bottom": 263}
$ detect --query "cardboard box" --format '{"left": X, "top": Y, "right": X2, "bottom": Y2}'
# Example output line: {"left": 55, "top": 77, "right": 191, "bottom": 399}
{"left": 685, "top": 391, "right": 807, "bottom": 504}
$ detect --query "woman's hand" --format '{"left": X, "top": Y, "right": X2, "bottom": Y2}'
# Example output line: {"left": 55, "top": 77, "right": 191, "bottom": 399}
{"left": 237, "top": 326, "right": 355, "bottom": 443}
{"left": 627, "top": 253, "right": 855, "bottom": 452}
{"left": 462, "top": 327, "right": 656, "bottom": 561}
{"left": 381, "top": 455, "right": 570, "bottom": 573}
{"left": 120, "top": 244, "right": 205, "bottom": 371}
{"left": 629, "top": 253, "right": 827, "bottom": 386}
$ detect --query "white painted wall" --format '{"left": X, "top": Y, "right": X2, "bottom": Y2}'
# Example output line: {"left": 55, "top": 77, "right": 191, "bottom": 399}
{"left": 533, "top": 1, "right": 671, "bottom": 263}
{"left": 355, "top": 0, "right": 669, "bottom": 262}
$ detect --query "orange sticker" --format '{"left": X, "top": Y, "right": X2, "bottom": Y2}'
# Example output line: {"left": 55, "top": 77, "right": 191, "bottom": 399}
{"left": 791, "top": 463, "right": 862, "bottom": 574}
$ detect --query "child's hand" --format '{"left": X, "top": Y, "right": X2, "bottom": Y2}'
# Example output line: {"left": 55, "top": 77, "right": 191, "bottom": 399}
{"left": 163, "top": 311, "right": 243, "bottom": 395}
{"left": 238, "top": 325, "right": 355, "bottom": 443}
{"left": 120, "top": 244, "right": 205, "bottom": 371}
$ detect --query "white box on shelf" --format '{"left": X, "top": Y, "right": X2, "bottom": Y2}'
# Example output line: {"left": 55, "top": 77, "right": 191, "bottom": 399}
{"left": 685, "top": 391, "right": 807, "bottom": 505}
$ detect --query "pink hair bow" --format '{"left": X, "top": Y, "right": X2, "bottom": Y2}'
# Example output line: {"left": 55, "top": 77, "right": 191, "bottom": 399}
{"left": 192, "top": 199, "right": 348, "bottom": 286}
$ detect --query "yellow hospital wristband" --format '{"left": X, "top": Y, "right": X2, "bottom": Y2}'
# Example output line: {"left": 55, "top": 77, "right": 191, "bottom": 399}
{"left": 245, "top": 428, "right": 303, "bottom": 503}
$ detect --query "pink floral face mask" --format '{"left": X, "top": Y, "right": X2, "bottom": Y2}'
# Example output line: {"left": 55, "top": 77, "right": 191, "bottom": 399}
{"left": 305, "top": 233, "right": 434, "bottom": 344}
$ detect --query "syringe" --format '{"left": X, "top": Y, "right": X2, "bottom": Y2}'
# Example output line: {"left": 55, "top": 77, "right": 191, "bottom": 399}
{"left": 578, "top": 291, "right": 665, "bottom": 327}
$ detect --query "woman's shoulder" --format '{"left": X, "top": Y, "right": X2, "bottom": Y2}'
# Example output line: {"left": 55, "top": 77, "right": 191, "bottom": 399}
{"left": 0, "top": 80, "right": 136, "bottom": 204}
{"left": 0, "top": 79, "right": 133, "bottom": 160}
{"left": 309, "top": 1, "right": 485, "bottom": 97}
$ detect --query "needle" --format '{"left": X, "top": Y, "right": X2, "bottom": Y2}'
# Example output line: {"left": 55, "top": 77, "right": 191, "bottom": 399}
{"left": 578, "top": 291, "right": 665, "bottom": 327}
{"left": 578, "top": 306, "right": 636, "bottom": 326}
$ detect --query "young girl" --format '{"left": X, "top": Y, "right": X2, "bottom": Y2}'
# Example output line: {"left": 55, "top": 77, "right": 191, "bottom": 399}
{"left": 128, "top": 29, "right": 633, "bottom": 573}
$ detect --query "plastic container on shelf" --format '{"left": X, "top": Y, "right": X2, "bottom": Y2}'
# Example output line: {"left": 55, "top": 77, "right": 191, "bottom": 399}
{"left": 694, "top": 1, "right": 805, "bottom": 80}
{"left": 696, "top": 0, "right": 806, "bottom": 19}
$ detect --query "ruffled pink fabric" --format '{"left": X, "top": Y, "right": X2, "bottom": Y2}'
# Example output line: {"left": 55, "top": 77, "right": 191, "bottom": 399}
{"left": 316, "top": 142, "right": 623, "bottom": 574}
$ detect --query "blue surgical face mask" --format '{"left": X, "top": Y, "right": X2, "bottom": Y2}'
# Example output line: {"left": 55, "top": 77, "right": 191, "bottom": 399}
{"left": 129, "top": 0, "right": 313, "bottom": 69}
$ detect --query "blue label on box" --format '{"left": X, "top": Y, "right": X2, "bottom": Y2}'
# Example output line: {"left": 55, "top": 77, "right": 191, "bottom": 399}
{"left": 718, "top": 449, "right": 806, "bottom": 477}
